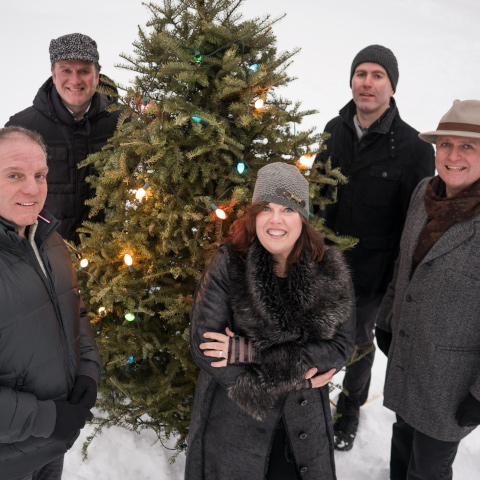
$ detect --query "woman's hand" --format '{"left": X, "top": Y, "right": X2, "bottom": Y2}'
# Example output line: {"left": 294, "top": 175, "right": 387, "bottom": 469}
{"left": 200, "top": 327, "right": 235, "bottom": 367}
{"left": 304, "top": 367, "right": 336, "bottom": 388}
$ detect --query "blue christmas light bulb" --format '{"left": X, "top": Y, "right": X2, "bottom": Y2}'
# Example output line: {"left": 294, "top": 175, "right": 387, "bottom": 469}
{"left": 236, "top": 161, "right": 246, "bottom": 174}
{"left": 247, "top": 64, "right": 258, "bottom": 76}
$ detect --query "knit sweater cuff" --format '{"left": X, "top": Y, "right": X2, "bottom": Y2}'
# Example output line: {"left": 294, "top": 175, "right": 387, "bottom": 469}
{"left": 32, "top": 399, "right": 56, "bottom": 438}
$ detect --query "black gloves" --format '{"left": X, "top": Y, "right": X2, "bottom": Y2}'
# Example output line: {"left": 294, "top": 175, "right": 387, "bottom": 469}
{"left": 51, "top": 401, "right": 93, "bottom": 442}
{"left": 51, "top": 376, "right": 97, "bottom": 444}
{"left": 456, "top": 393, "right": 480, "bottom": 427}
{"left": 69, "top": 375, "right": 98, "bottom": 409}
{"left": 375, "top": 327, "right": 392, "bottom": 357}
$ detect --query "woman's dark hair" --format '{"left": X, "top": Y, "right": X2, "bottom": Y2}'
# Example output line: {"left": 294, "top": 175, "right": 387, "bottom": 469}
{"left": 227, "top": 202, "right": 325, "bottom": 270}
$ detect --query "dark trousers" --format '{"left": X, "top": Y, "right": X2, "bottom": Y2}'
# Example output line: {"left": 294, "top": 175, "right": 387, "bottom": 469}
{"left": 336, "top": 293, "right": 382, "bottom": 416}
{"left": 13, "top": 456, "right": 64, "bottom": 480}
{"left": 391, "top": 415, "right": 459, "bottom": 480}
{"left": 266, "top": 422, "right": 299, "bottom": 480}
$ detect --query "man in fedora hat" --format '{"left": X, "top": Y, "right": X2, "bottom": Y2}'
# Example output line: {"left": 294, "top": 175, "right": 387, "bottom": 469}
{"left": 376, "top": 99, "right": 480, "bottom": 479}
{"left": 314, "top": 45, "right": 435, "bottom": 451}
{"left": 6, "top": 33, "right": 122, "bottom": 243}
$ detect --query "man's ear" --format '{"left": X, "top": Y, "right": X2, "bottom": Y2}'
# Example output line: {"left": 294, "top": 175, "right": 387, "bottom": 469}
{"left": 51, "top": 66, "right": 56, "bottom": 85}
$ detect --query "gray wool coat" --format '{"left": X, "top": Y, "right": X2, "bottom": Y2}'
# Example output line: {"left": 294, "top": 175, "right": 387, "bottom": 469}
{"left": 186, "top": 242, "right": 355, "bottom": 480}
{"left": 376, "top": 177, "right": 480, "bottom": 442}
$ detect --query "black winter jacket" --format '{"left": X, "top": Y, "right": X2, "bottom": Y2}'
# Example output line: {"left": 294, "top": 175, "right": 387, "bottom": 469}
{"left": 186, "top": 242, "right": 355, "bottom": 480}
{"left": 316, "top": 98, "right": 435, "bottom": 296}
{"left": 0, "top": 211, "right": 102, "bottom": 479}
{"left": 6, "top": 77, "right": 122, "bottom": 243}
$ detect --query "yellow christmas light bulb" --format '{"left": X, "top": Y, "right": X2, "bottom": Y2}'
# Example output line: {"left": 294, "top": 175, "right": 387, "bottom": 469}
{"left": 124, "top": 254, "right": 133, "bottom": 266}
{"left": 215, "top": 208, "right": 227, "bottom": 220}
{"left": 80, "top": 258, "right": 89, "bottom": 268}
{"left": 298, "top": 154, "right": 314, "bottom": 169}
{"left": 210, "top": 203, "right": 227, "bottom": 220}
{"left": 254, "top": 98, "right": 264, "bottom": 109}
{"left": 135, "top": 182, "right": 151, "bottom": 201}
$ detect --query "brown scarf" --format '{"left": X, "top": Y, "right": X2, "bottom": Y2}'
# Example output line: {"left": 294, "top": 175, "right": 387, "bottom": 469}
{"left": 413, "top": 176, "right": 480, "bottom": 265}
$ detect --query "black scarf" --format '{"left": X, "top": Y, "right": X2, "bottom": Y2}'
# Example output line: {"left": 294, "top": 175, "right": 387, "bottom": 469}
{"left": 227, "top": 240, "right": 352, "bottom": 420}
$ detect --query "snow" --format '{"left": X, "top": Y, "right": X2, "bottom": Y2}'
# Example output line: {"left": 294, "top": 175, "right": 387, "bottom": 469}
{"left": 64, "top": 345, "right": 480, "bottom": 479}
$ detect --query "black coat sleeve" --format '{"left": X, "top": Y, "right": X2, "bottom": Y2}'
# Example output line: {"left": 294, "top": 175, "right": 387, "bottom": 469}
{"left": 189, "top": 245, "right": 247, "bottom": 389}
{"left": 301, "top": 279, "right": 356, "bottom": 374}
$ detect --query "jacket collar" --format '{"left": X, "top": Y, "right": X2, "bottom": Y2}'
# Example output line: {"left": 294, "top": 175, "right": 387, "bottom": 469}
{"left": 229, "top": 239, "right": 351, "bottom": 346}
{"left": 339, "top": 97, "right": 398, "bottom": 135}
{"left": 423, "top": 214, "right": 478, "bottom": 265}
{"left": 0, "top": 210, "right": 60, "bottom": 251}
{"left": 33, "top": 77, "right": 115, "bottom": 127}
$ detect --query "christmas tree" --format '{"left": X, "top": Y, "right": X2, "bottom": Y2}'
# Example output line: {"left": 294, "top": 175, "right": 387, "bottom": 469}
{"left": 74, "top": 0, "right": 349, "bottom": 453}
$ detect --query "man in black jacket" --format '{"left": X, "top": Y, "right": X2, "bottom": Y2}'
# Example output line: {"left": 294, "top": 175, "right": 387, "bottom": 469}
{"left": 6, "top": 33, "right": 122, "bottom": 243}
{"left": 0, "top": 126, "right": 102, "bottom": 480}
{"left": 315, "top": 45, "right": 435, "bottom": 451}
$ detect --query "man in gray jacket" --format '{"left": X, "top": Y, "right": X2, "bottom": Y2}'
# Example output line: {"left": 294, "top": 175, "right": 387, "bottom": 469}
{"left": 0, "top": 126, "right": 102, "bottom": 479}
{"left": 376, "top": 99, "right": 480, "bottom": 479}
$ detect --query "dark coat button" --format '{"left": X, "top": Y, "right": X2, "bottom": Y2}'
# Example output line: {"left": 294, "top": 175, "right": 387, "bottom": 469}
{"left": 299, "top": 433, "right": 307, "bottom": 440}
{"left": 406, "top": 294, "right": 412, "bottom": 302}
{"left": 300, "top": 399, "right": 308, "bottom": 407}
{"left": 300, "top": 466, "right": 308, "bottom": 473}
{"left": 399, "top": 330, "right": 406, "bottom": 337}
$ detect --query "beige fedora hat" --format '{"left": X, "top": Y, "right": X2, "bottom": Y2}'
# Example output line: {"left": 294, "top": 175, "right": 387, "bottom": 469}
{"left": 419, "top": 99, "right": 480, "bottom": 144}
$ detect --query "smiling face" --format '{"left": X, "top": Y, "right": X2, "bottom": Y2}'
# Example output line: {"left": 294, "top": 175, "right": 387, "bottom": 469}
{"left": 0, "top": 135, "right": 48, "bottom": 237}
{"left": 435, "top": 135, "right": 480, "bottom": 197}
{"left": 352, "top": 62, "right": 393, "bottom": 123}
{"left": 255, "top": 202, "right": 303, "bottom": 270}
{"left": 51, "top": 60, "right": 99, "bottom": 118}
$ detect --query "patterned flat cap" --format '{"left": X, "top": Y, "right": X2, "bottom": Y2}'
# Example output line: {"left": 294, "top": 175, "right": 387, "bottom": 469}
{"left": 49, "top": 33, "right": 99, "bottom": 65}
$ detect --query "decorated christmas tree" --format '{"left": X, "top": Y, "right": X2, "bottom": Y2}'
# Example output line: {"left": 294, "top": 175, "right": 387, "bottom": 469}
{"left": 73, "top": 0, "right": 350, "bottom": 453}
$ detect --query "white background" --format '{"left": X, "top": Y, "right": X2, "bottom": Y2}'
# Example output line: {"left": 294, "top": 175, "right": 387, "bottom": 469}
{"left": 1, "top": 0, "right": 480, "bottom": 135}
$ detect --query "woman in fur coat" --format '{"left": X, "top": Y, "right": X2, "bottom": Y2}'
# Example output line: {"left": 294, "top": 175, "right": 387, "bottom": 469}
{"left": 185, "top": 162, "right": 356, "bottom": 480}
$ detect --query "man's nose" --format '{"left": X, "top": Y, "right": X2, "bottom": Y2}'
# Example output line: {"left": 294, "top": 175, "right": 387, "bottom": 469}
{"left": 22, "top": 177, "right": 40, "bottom": 195}
{"left": 70, "top": 72, "right": 81, "bottom": 84}
{"left": 363, "top": 74, "right": 373, "bottom": 87}
{"left": 448, "top": 146, "right": 462, "bottom": 161}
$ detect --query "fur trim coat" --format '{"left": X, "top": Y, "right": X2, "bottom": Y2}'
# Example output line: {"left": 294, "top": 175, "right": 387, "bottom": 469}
{"left": 186, "top": 241, "right": 355, "bottom": 480}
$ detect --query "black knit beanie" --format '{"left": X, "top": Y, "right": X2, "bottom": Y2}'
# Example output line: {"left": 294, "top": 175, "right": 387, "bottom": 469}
{"left": 350, "top": 45, "right": 399, "bottom": 92}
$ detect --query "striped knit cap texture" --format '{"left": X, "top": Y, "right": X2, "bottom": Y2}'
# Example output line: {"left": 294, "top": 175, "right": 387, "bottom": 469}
{"left": 252, "top": 162, "right": 309, "bottom": 219}
{"left": 350, "top": 44, "right": 399, "bottom": 92}
{"left": 49, "top": 33, "right": 99, "bottom": 65}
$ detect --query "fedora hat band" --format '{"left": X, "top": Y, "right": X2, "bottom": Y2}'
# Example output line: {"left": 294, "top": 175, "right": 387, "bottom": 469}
{"left": 437, "top": 122, "right": 480, "bottom": 134}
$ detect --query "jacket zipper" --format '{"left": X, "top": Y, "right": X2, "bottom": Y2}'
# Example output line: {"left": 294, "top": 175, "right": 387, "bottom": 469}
{"left": 23, "top": 240, "right": 71, "bottom": 392}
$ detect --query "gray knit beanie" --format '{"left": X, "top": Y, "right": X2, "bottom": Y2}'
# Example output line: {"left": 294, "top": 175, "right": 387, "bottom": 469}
{"left": 350, "top": 44, "right": 399, "bottom": 92}
{"left": 49, "top": 33, "right": 99, "bottom": 65}
{"left": 252, "top": 162, "right": 309, "bottom": 219}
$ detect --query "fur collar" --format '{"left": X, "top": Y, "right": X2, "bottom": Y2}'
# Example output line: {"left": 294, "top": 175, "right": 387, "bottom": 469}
{"left": 227, "top": 240, "right": 352, "bottom": 419}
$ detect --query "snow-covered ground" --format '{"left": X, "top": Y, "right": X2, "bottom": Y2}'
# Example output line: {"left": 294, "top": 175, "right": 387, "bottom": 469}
{"left": 64, "top": 345, "right": 480, "bottom": 479}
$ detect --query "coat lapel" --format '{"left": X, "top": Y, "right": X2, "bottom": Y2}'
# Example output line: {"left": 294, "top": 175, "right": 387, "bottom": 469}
{"left": 423, "top": 218, "right": 477, "bottom": 264}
